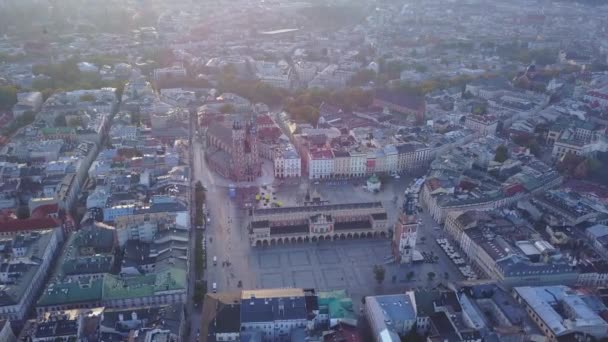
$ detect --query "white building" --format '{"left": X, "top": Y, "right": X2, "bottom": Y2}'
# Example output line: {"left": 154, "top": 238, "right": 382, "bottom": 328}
{"left": 513, "top": 286, "right": 608, "bottom": 341}
{"left": 240, "top": 289, "right": 309, "bottom": 341}
{"left": 86, "top": 186, "right": 110, "bottom": 209}
{"left": 274, "top": 145, "right": 301, "bottom": 179}
{"left": 103, "top": 204, "right": 136, "bottom": 223}
{"left": 0, "top": 228, "right": 64, "bottom": 321}
{"left": 255, "top": 61, "right": 293, "bottom": 90}
{"left": 308, "top": 149, "right": 334, "bottom": 179}
{"left": 365, "top": 294, "right": 417, "bottom": 342}
{"left": 109, "top": 125, "right": 138, "bottom": 140}
{"left": 12, "top": 92, "right": 43, "bottom": 118}
{"left": 0, "top": 320, "right": 16, "bottom": 342}
{"left": 294, "top": 61, "right": 319, "bottom": 84}
{"left": 464, "top": 115, "right": 498, "bottom": 136}
{"left": 153, "top": 64, "right": 187, "bottom": 82}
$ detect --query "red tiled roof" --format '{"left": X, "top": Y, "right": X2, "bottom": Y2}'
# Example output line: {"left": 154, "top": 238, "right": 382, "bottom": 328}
{"left": 588, "top": 91, "right": 608, "bottom": 101}
{"left": 0, "top": 209, "right": 16, "bottom": 223}
{"left": 503, "top": 183, "right": 525, "bottom": 197}
{"left": 258, "top": 127, "right": 282, "bottom": 142}
{"left": 310, "top": 148, "right": 333, "bottom": 159}
{"left": 31, "top": 203, "right": 59, "bottom": 219}
{"left": 0, "top": 217, "right": 59, "bottom": 232}
{"left": 255, "top": 114, "right": 275, "bottom": 126}
{"left": 427, "top": 178, "right": 442, "bottom": 191}
{"left": 323, "top": 323, "right": 361, "bottom": 342}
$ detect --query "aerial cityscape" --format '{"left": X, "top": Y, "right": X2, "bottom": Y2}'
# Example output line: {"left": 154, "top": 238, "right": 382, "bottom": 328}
{"left": 1, "top": 0, "right": 608, "bottom": 341}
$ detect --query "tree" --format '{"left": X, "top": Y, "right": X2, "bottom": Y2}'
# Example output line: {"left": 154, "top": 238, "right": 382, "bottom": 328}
{"left": 286, "top": 105, "right": 319, "bottom": 125}
{"left": 54, "top": 114, "right": 67, "bottom": 127}
{"left": 79, "top": 94, "right": 96, "bottom": 102}
{"left": 1, "top": 110, "right": 35, "bottom": 136}
{"left": 382, "top": 60, "right": 404, "bottom": 79}
{"left": 427, "top": 272, "right": 436, "bottom": 282}
{"left": 16, "top": 206, "right": 30, "bottom": 219}
{"left": 472, "top": 102, "right": 488, "bottom": 115}
{"left": 219, "top": 103, "right": 235, "bottom": 114}
{"left": 0, "top": 85, "right": 18, "bottom": 109}
{"left": 67, "top": 116, "right": 83, "bottom": 128}
{"left": 401, "top": 327, "right": 425, "bottom": 342}
{"left": 195, "top": 181, "right": 206, "bottom": 204}
{"left": 414, "top": 64, "right": 428, "bottom": 73}
{"left": 131, "top": 112, "right": 141, "bottom": 126}
{"left": 406, "top": 271, "right": 415, "bottom": 281}
{"left": 113, "top": 81, "right": 125, "bottom": 100}
{"left": 373, "top": 265, "right": 386, "bottom": 285}
{"left": 557, "top": 153, "right": 586, "bottom": 177}
{"left": 444, "top": 272, "right": 449, "bottom": 280}
{"left": 494, "top": 145, "right": 509, "bottom": 163}
{"left": 349, "top": 69, "right": 376, "bottom": 86}
{"left": 573, "top": 159, "right": 590, "bottom": 179}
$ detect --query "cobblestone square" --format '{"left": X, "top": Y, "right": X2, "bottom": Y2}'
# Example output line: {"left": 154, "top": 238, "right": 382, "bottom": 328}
{"left": 288, "top": 251, "right": 311, "bottom": 266}
{"left": 260, "top": 273, "right": 284, "bottom": 288}
{"left": 259, "top": 253, "right": 281, "bottom": 269}
{"left": 317, "top": 249, "right": 340, "bottom": 264}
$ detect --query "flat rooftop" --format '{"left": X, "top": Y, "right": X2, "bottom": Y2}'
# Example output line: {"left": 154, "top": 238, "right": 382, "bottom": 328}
{"left": 241, "top": 288, "right": 305, "bottom": 299}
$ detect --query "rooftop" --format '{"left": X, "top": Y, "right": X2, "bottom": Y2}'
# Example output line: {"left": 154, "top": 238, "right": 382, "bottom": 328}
{"left": 514, "top": 286, "right": 608, "bottom": 337}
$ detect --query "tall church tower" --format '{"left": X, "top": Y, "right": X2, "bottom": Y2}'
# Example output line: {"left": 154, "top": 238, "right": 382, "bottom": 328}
{"left": 231, "top": 120, "right": 246, "bottom": 181}
{"left": 243, "top": 119, "right": 261, "bottom": 181}
{"left": 392, "top": 191, "right": 418, "bottom": 264}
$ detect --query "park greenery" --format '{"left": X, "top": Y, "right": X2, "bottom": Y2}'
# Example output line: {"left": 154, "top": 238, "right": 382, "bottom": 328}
{"left": 494, "top": 145, "right": 509, "bottom": 163}
{"left": 297, "top": 4, "right": 367, "bottom": 30}
{"left": 1, "top": 111, "right": 36, "bottom": 137}
{"left": 31, "top": 58, "right": 126, "bottom": 100}
{"left": 285, "top": 87, "right": 374, "bottom": 124}
{"left": 0, "top": 85, "right": 18, "bottom": 110}
{"left": 557, "top": 153, "right": 608, "bottom": 185}
{"left": 373, "top": 264, "right": 386, "bottom": 285}
{"left": 193, "top": 181, "right": 207, "bottom": 303}
{"left": 218, "top": 67, "right": 290, "bottom": 106}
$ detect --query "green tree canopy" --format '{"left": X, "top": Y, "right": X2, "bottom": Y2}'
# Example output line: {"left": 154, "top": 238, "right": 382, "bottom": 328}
{"left": 373, "top": 265, "right": 386, "bottom": 285}
{"left": 0, "top": 85, "right": 18, "bottom": 109}
{"left": 219, "top": 103, "right": 235, "bottom": 114}
{"left": 494, "top": 145, "right": 509, "bottom": 163}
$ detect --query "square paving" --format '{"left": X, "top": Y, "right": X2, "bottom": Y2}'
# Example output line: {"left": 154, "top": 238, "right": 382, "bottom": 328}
{"left": 260, "top": 273, "right": 284, "bottom": 288}
{"left": 317, "top": 249, "right": 340, "bottom": 264}
{"left": 259, "top": 253, "right": 281, "bottom": 269}
{"left": 292, "top": 270, "right": 317, "bottom": 288}
{"left": 322, "top": 268, "right": 348, "bottom": 288}
{"left": 288, "top": 251, "right": 311, "bottom": 266}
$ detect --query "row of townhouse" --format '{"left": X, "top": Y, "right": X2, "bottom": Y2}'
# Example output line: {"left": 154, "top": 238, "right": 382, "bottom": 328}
{"left": 421, "top": 172, "right": 562, "bottom": 224}
{"left": 304, "top": 144, "right": 434, "bottom": 180}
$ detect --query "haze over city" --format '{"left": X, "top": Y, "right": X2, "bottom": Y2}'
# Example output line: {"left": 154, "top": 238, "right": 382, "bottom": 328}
{"left": 1, "top": 0, "right": 608, "bottom": 341}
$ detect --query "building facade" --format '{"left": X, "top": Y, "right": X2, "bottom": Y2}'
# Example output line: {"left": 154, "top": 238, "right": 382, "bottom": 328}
{"left": 249, "top": 202, "right": 389, "bottom": 247}
{"left": 392, "top": 192, "right": 418, "bottom": 264}
{"left": 274, "top": 146, "right": 301, "bottom": 179}
{"left": 206, "top": 120, "right": 262, "bottom": 182}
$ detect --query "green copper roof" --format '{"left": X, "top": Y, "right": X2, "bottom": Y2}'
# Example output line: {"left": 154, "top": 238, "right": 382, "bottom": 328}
{"left": 317, "top": 290, "right": 356, "bottom": 320}
{"left": 102, "top": 268, "right": 186, "bottom": 300}
{"left": 41, "top": 127, "right": 76, "bottom": 135}
{"left": 38, "top": 277, "right": 103, "bottom": 306}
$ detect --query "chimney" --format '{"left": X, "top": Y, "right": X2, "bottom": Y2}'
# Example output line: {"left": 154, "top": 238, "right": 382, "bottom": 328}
{"left": 119, "top": 313, "right": 124, "bottom": 321}
{"left": 131, "top": 311, "right": 138, "bottom": 321}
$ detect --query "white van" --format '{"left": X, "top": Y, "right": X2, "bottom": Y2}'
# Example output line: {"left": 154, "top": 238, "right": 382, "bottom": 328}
{"left": 213, "top": 256, "right": 217, "bottom": 266}
{"left": 212, "top": 282, "right": 217, "bottom": 293}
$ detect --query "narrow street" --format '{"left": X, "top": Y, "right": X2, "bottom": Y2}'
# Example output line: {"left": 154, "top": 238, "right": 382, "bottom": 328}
{"left": 187, "top": 113, "right": 201, "bottom": 342}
